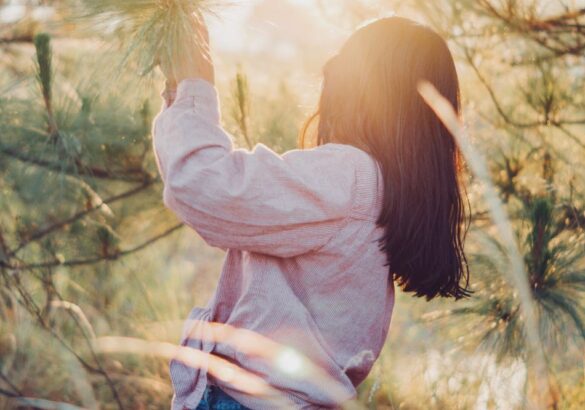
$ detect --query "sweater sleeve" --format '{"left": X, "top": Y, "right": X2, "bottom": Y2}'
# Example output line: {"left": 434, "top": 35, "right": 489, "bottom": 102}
{"left": 152, "top": 79, "right": 358, "bottom": 258}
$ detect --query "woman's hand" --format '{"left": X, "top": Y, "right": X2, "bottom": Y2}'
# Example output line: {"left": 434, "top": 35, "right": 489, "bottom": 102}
{"left": 159, "top": 12, "right": 215, "bottom": 88}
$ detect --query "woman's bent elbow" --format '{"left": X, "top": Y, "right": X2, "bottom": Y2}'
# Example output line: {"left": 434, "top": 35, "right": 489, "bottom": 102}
{"left": 161, "top": 177, "right": 196, "bottom": 217}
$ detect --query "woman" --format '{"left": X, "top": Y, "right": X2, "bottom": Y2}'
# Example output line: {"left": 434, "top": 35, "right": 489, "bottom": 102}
{"left": 154, "top": 15, "right": 470, "bottom": 410}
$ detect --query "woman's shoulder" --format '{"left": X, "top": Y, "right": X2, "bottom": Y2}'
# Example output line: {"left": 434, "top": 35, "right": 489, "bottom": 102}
{"left": 282, "top": 142, "right": 376, "bottom": 169}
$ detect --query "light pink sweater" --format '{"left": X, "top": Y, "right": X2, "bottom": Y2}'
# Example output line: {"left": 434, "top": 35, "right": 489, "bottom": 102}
{"left": 153, "top": 79, "right": 395, "bottom": 410}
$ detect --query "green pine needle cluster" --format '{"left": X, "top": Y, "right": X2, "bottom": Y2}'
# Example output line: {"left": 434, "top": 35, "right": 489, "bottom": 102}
{"left": 76, "top": 0, "right": 222, "bottom": 75}
{"left": 34, "top": 33, "right": 53, "bottom": 106}
{"left": 34, "top": 32, "right": 58, "bottom": 137}
{"left": 448, "top": 151, "right": 585, "bottom": 361}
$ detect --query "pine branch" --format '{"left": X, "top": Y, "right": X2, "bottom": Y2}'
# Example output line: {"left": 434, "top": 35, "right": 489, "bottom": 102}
{"left": 0, "top": 143, "right": 153, "bottom": 182}
{"left": 457, "top": 42, "right": 585, "bottom": 148}
{"left": 76, "top": 0, "right": 222, "bottom": 75}
{"left": 0, "top": 34, "right": 34, "bottom": 44}
{"left": 2, "top": 224, "right": 184, "bottom": 271}
{"left": 534, "top": 8, "right": 585, "bottom": 28}
{"left": 8, "top": 180, "right": 158, "bottom": 257}
{"left": 476, "top": 1, "right": 585, "bottom": 58}
{"left": 0, "top": 387, "right": 18, "bottom": 398}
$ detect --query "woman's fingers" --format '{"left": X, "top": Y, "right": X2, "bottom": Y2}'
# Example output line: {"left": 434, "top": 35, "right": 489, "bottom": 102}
{"left": 165, "top": 79, "right": 178, "bottom": 91}
{"left": 193, "top": 12, "right": 211, "bottom": 61}
{"left": 192, "top": 12, "right": 215, "bottom": 84}
{"left": 157, "top": 11, "right": 214, "bottom": 85}
{"left": 195, "top": 11, "right": 210, "bottom": 44}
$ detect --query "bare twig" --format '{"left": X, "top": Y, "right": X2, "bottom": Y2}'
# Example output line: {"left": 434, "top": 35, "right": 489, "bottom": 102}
{"left": 0, "top": 371, "right": 22, "bottom": 396}
{"left": 476, "top": 1, "right": 585, "bottom": 57}
{"left": 2, "top": 272, "right": 124, "bottom": 410}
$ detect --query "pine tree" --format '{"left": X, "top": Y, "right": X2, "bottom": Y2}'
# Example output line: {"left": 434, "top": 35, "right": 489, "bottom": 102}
{"left": 0, "top": 30, "right": 183, "bottom": 408}
{"left": 414, "top": 1, "right": 585, "bottom": 406}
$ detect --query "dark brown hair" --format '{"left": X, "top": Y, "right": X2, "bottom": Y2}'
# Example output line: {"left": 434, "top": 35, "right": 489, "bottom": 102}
{"left": 300, "top": 17, "right": 470, "bottom": 300}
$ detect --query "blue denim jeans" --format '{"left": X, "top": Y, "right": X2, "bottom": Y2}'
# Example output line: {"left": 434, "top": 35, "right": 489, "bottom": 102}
{"left": 194, "top": 384, "right": 251, "bottom": 410}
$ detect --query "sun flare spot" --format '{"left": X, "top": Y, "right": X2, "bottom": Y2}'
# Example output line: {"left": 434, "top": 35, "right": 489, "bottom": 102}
{"left": 275, "top": 347, "right": 304, "bottom": 376}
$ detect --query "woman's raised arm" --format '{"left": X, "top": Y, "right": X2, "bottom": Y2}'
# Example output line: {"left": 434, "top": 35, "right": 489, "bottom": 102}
{"left": 152, "top": 79, "right": 360, "bottom": 257}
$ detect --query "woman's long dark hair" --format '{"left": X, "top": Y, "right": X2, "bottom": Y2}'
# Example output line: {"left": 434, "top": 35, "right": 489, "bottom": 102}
{"left": 300, "top": 17, "right": 470, "bottom": 300}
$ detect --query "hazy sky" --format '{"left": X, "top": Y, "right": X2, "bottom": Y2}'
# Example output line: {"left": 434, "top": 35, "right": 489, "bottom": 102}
{"left": 209, "top": 0, "right": 348, "bottom": 57}
{"left": 0, "top": 0, "right": 351, "bottom": 72}
{"left": 0, "top": 0, "right": 380, "bottom": 99}
{"left": 204, "top": 0, "right": 357, "bottom": 99}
